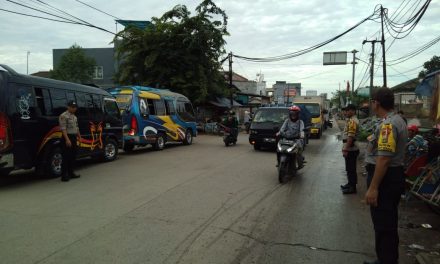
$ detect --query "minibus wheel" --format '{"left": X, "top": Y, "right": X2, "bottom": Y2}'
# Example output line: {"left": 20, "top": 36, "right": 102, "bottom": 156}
{"left": 103, "top": 138, "right": 118, "bottom": 162}
{"left": 154, "top": 134, "right": 166, "bottom": 151}
{"left": 46, "top": 147, "right": 64, "bottom": 178}
{"left": 183, "top": 130, "right": 193, "bottom": 145}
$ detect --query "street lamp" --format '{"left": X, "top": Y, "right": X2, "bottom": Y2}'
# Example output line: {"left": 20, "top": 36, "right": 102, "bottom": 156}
{"left": 26, "top": 51, "right": 30, "bottom": 75}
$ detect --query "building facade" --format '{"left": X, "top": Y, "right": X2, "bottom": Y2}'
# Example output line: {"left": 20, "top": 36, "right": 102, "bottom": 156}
{"left": 53, "top": 47, "right": 117, "bottom": 88}
{"left": 273, "top": 81, "right": 302, "bottom": 104}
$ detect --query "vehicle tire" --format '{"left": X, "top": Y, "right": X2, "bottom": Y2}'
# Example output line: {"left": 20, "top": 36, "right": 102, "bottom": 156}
{"left": 253, "top": 144, "right": 261, "bottom": 151}
{"left": 278, "top": 162, "right": 288, "bottom": 184}
{"left": 102, "top": 138, "right": 118, "bottom": 162}
{"left": 183, "top": 130, "right": 193, "bottom": 145}
{"left": 154, "top": 134, "right": 166, "bottom": 151}
{"left": 123, "top": 143, "right": 135, "bottom": 152}
{"left": 45, "top": 146, "right": 64, "bottom": 178}
{"left": 225, "top": 141, "right": 230, "bottom": 147}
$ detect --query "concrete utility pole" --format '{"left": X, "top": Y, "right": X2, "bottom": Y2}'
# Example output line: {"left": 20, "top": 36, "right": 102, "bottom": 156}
{"left": 351, "top": 49, "right": 358, "bottom": 94}
{"left": 228, "top": 52, "right": 233, "bottom": 109}
{"left": 363, "top": 39, "right": 379, "bottom": 100}
{"left": 380, "top": 5, "right": 387, "bottom": 87}
{"left": 26, "top": 51, "right": 30, "bottom": 75}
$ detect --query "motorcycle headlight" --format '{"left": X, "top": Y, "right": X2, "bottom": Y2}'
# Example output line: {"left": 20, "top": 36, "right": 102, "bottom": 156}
{"left": 287, "top": 143, "right": 297, "bottom": 153}
{"left": 277, "top": 142, "right": 282, "bottom": 151}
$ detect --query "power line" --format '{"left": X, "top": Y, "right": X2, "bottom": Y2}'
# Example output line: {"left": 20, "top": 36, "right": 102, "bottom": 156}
{"left": 0, "top": 7, "right": 82, "bottom": 24}
{"left": 388, "top": 35, "right": 440, "bottom": 65}
{"left": 74, "top": 0, "right": 121, "bottom": 20}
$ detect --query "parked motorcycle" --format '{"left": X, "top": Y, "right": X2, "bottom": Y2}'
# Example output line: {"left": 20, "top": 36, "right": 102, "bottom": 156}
{"left": 277, "top": 138, "right": 304, "bottom": 184}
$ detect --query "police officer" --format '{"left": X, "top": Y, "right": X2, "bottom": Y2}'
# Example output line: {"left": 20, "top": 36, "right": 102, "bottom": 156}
{"left": 59, "top": 101, "right": 81, "bottom": 182}
{"left": 341, "top": 104, "right": 359, "bottom": 194}
{"left": 364, "top": 88, "right": 407, "bottom": 264}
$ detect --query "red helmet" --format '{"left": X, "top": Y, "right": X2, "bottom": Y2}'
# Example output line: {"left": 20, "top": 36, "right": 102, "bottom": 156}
{"left": 407, "top": 125, "right": 419, "bottom": 133}
{"left": 289, "top": 105, "right": 301, "bottom": 112}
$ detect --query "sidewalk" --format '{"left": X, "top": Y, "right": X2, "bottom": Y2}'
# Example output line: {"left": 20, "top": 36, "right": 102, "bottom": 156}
{"left": 337, "top": 120, "right": 440, "bottom": 264}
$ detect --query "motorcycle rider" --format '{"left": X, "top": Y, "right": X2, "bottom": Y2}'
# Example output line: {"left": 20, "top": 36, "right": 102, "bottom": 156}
{"left": 277, "top": 105, "right": 305, "bottom": 167}
{"left": 222, "top": 110, "right": 238, "bottom": 141}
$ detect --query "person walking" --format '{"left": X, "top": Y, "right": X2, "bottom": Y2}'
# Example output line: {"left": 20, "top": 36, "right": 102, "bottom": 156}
{"left": 340, "top": 104, "right": 359, "bottom": 194}
{"left": 59, "top": 101, "right": 81, "bottom": 182}
{"left": 363, "top": 88, "right": 408, "bottom": 264}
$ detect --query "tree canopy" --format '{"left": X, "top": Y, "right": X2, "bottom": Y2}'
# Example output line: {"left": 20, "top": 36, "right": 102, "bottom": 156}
{"left": 419, "top": 55, "right": 440, "bottom": 78}
{"left": 113, "top": 0, "right": 229, "bottom": 103}
{"left": 51, "top": 44, "right": 96, "bottom": 84}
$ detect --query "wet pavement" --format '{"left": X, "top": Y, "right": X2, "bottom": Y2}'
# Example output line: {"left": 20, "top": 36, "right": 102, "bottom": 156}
{"left": 1, "top": 127, "right": 379, "bottom": 263}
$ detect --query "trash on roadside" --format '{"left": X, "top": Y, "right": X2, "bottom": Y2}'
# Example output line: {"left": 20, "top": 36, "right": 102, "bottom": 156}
{"left": 310, "top": 247, "right": 317, "bottom": 250}
{"left": 409, "top": 244, "right": 426, "bottom": 250}
{"left": 421, "top": 224, "right": 433, "bottom": 229}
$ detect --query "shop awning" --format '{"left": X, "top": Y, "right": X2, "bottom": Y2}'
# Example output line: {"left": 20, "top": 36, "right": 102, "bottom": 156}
{"left": 209, "top": 97, "right": 242, "bottom": 108}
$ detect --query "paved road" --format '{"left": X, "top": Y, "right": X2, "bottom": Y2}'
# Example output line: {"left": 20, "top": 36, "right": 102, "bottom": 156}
{"left": 0, "top": 127, "right": 376, "bottom": 264}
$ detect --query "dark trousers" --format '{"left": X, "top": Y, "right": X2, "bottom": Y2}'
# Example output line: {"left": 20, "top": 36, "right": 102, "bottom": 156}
{"left": 344, "top": 150, "right": 359, "bottom": 186}
{"left": 366, "top": 164, "right": 405, "bottom": 264}
{"left": 62, "top": 134, "right": 77, "bottom": 178}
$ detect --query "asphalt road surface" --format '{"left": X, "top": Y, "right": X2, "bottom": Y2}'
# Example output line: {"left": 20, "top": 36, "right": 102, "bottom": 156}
{"left": 0, "top": 127, "right": 376, "bottom": 264}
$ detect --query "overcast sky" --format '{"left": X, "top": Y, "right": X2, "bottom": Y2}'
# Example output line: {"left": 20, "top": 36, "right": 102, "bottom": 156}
{"left": 1, "top": 0, "right": 439, "bottom": 95}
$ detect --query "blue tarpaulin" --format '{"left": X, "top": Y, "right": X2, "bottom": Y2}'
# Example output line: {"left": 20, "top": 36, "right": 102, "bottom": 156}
{"left": 415, "top": 70, "right": 440, "bottom": 97}
{"left": 116, "top": 20, "right": 152, "bottom": 30}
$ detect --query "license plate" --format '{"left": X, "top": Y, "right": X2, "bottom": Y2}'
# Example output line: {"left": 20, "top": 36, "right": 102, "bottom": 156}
{"left": 264, "top": 138, "right": 276, "bottom": 143}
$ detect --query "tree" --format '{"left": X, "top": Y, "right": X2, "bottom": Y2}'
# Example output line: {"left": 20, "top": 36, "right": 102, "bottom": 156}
{"left": 113, "top": 0, "right": 229, "bottom": 103}
{"left": 51, "top": 44, "right": 96, "bottom": 84}
{"left": 419, "top": 55, "right": 440, "bottom": 78}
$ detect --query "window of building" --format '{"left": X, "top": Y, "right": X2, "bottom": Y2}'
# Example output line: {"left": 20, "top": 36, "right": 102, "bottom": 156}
{"left": 93, "top": 66, "right": 104, "bottom": 80}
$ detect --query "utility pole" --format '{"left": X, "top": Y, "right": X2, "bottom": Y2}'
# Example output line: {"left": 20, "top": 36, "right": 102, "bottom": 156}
{"left": 26, "top": 51, "right": 30, "bottom": 74}
{"left": 351, "top": 49, "right": 358, "bottom": 94}
{"left": 363, "top": 39, "right": 379, "bottom": 100}
{"left": 380, "top": 5, "right": 387, "bottom": 87}
{"left": 228, "top": 52, "right": 233, "bottom": 109}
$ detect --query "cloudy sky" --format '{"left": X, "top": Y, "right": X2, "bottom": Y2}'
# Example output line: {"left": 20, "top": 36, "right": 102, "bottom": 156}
{"left": 1, "top": 0, "right": 439, "bottom": 95}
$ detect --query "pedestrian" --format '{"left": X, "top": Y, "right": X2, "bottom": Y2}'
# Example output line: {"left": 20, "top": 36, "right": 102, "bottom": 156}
{"left": 340, "top": 104, "right": 359, "bottom": 194}
{"left": 244, "top": 110, "right": 251, "bottom": 134}
{"left": 59, "top": 100, "right": 81, "bottom": 182}
{"left": 364, "top": 87, "right": 407, "bottom": 264}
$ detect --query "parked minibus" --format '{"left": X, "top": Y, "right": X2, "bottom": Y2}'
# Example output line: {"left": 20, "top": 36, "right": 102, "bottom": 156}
{"left": 0, "top": 64, "right": 123, "bottom": 177}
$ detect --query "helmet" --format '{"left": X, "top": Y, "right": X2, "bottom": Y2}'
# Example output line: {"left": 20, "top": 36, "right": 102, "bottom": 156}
{"left": 289, "top": 105, "right": 301, "bottom": 112}
{"left": 407, "top": 125, "right": 419, "bottom": 133}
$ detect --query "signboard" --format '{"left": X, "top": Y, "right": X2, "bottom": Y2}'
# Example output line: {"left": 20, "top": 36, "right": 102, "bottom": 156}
{"left": 283, "top": 89, "right": 297, "bottom": 97}
{"left": 323, "top": 51, "right": 348, "bottom": 65}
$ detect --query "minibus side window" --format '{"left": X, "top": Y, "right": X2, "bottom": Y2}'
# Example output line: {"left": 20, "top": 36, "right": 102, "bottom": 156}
{"left": 34, "top": 87, "right": 52, "bottom": 116}
{"left": 165, "top": 100, "right": 176, "bottom": 115}
{"left": 51, "top": 89, "right": 67, "bottom": 116}
{"left": 92, "top": 95, "right": 103, "bottom": 120}
{"left": 139, "top": 98, "right": 148, "bottom": 118}
{"left": 66, "top": 92, "right": 76, "bottom": 104}
{"left": 153, "top": 99, "right": 166, "bottom": 116}
{"left": 147, "top": 99, "right": 156, "bottom": 115}
{"left": 75, "top": 92, "right": 90, "bottom": 119}
{"left": 177, "top": 100, "right": 195, "bottom": 122}
{"left": 104, "top": 99, "right": 120, "bottom": 118}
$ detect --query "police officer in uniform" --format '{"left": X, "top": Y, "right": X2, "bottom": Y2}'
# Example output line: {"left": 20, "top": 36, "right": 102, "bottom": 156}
{"left": 364, "top": 88, "right": 407, "bottom": 264}
{"left": 341, "top": 104, "right": 360, "bottom": 194}
{"left": 59, "top": 101, "right": 81, "bottom": 182}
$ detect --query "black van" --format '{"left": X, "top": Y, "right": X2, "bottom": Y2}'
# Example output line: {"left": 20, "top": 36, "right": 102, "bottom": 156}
{"left": 249, "top": 106, "right": 311, "bottom": 150}
{"left": 0, "top": 65, "right": 123, "bottom": 177}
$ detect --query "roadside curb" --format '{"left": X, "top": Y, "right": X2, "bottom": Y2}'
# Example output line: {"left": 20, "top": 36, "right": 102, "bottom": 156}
{"left": 416, "top": 253, "right": 440, "bottom": 264}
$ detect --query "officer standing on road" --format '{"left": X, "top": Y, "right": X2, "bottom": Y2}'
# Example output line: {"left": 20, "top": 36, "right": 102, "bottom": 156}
{"left": 363, "top": 88, "right": 407, "bottom": 264}
{"left": 340, "top": 104, "right": 359, "bottom": 194}
{"left": 59, "top": 101, "right": 81, "bottom": 182}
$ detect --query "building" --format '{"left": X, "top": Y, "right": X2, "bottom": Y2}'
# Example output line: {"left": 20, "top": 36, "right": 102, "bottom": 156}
{"left": 306, "top": 90, "right": 318, "bottom": 96}
{"left": 223, "top": 72, "right": 266, "bottom": 95}
{"left": 53, "top": 47, "right": 117, "bottom": 88}
{"left": 272, "top": 81, "right": 302, "bottom": 104}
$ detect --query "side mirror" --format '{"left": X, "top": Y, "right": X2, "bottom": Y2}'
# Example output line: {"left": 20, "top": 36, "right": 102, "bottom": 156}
{"left": 142, "top": 113, "right": 149, "bottom": 119}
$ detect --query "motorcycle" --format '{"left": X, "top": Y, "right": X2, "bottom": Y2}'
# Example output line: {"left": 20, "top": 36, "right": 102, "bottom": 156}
{"left": 219, "top": 124, "right": 237, "bottom": 147}
{"left": 277, "top": 137, "right": 304, "bottom": 184}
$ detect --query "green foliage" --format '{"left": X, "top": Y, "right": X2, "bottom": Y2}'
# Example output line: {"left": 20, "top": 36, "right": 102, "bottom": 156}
{"left": 113, "top": 0, "right": 229, "bottom": 103}
{"left": 419, "top": 55, "right": 440, "bottom": 78}
{"left": 51, "top": 44, "right": 96, "bottom": 83}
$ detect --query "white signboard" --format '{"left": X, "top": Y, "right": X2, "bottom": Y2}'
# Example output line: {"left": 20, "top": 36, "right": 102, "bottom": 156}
{"left": 323, "top": 52, "right": 348, "bottom": 65}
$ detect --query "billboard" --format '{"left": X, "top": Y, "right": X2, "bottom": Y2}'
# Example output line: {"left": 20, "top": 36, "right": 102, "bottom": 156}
{"left": 323, "top": 52, "right": 348, "bottom": 65}
{"left": 283, "top": 89, "right": 297, "bottom": 97}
